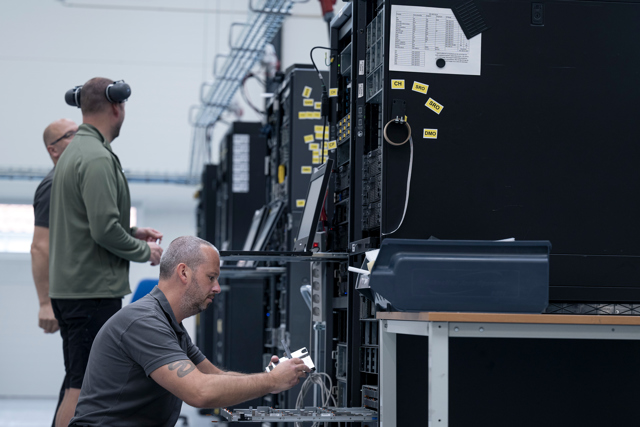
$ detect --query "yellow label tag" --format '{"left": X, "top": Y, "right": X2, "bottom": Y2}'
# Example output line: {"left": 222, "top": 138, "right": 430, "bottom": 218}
{"left": 296, "top": 199, "right": 306, "bottom": 207}
{"left": 314, "top": 102, "right": 322, "bottom": 110}
{"left": 327, "top": 140, "right": 337, "bottom": 150}
{"left": 303, "top": 99, "right": 314, "bottom": 106}
{"left": 425, "top": 98, "right": 443, "bottom": 114}
{"left": 312, "top": 150, "right": 320, "bottom": 157}
{"left": 302, "top": 86, "right": 312, "bottom": 98}
{"left": 314, "top": 125, "right": 324, "bottom": 132}
{"left": 311, "top": 112, "right": 321, "bottom": 119}
{"left": 391, "top": 79, "right": 405, "bottom": 89}
{"left": 315, "top": 133, "right": 324, "bottom": 140}
{"left": 312, "top": 156, "right": 321, "bottom": 164}
{"left": 423, "top": 128, "right": 438, "bottom": 139}
{"left": 329, "top": 88, "right": 338, "bottom": 97}
{"left": 304, "top": 134, "right": 315, "bottom": 143}
{"left": 278, "top": 164, "right": 286, "bottom": 183}
{"left": 412, "top": 81, "right": 429, "bottom": 94}
{"left": 298, "top": 112, "right": 308, "bottom": 119}
{"left": 309, "top": 143, "right": 319, "bottom": 150}
{"left": 301, "top": 166, "right": 312, "bottom": 174}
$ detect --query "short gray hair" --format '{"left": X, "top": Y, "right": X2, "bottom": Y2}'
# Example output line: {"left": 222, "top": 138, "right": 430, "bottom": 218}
{"left": 159, "top": 236, "right": 218, "bottom": 280}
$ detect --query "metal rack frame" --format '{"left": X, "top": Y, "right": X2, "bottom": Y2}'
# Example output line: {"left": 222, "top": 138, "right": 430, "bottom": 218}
{"left": 188, "top": 0, "right": 308, "bottom": 181}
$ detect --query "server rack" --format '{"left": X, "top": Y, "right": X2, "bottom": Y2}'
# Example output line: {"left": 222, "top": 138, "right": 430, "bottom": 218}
{"left": 263, "top": 64, "right": 330, "bottom": 410}
{"left": 327, "top": 0, "right": 640, "bottom": 425}
{"left": 196, "top": 122, "right": 268, "bottom": 410}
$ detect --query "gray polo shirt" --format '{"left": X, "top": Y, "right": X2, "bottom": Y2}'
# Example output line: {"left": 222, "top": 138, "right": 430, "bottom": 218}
{"left": 70, "top": 286, "right": 206, "bottom": 426}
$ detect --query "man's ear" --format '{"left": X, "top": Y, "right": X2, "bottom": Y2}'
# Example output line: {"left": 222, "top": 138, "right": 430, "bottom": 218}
{"left": 176, "top": 263, "right": 190, "bottom": 285}
{"left": 111, "top": 102, "right": 121, "bottom": 118}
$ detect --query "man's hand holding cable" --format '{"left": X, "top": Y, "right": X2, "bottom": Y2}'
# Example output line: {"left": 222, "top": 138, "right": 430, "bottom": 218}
{"left": 268, "top": 358, "right": 310, "bottom": 394}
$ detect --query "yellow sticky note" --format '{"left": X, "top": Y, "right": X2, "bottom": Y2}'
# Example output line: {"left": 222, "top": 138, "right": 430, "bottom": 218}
{"left": 423, "top": 128, "right": 438, "bottom": 139}
{"left": 309, "top": 143, "right": 319, "bottom": 150}
{"left": 327, "top": 140, "right": 337, "bottom": 150}
{"left": 301, "top": 166, "right": 312, "bottom": 174}
{"left": 329, "top": 88, "right": 338, "bottom": 97}
{"left": 296, "top": 199, "right": 306, "bottom": 207}
{"left": 314, "top": 102, "right": 322, "bottom": 110}
{"left": 312, "top": 112, "right": 322, "bottom": 119}
{"left": 303, "top": 99, "right": 314, "bottom": 106}
{"left": 425, "top": 98, "right": 444, "bottom": 114}
{"left": 391, "top": 79, "right": 405, "bottom": 89}
{"left": 302, "top": 86, "right": 312, "bottom": 98}
{"left": 312, "top": 156, "right": 321, "bottom": 164}
{"left": 304, "top": 134, "right": 315, "bottom": 143}
{"left": 412, "top": 81, "right": 429, "bottom": 94}
{"left": 314, "top": 125, "right": 324, "bottom": 132}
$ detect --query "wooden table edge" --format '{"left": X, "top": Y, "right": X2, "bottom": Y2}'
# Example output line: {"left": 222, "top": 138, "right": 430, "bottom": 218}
{"left": 376, "top": 311, "right": 640, "bottom": 325}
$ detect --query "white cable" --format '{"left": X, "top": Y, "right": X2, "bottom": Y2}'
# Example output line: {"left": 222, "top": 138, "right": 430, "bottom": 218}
{"left": 382, "top": 136, "right": 413, "bottom": 235}
{"left": 295, "top": 372, "right": 338, "bottom": 427}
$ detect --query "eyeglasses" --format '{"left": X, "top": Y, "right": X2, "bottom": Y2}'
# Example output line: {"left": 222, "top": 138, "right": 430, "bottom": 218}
{"left": 49, "top": 129, "right": 78, "bottom": 146}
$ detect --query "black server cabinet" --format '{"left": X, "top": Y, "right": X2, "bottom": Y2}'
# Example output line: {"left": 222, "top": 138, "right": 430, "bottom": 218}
{"left": 333, "top": 1, "right": 640, "bottom": 425}
{"left": 195, "top": 164, "right": 218, "bottom": 361}
{"left": 375, "top": 0, "right": 640, "bottom": 303}
{"left": 263, "top": 65, "right": 329, "bottom": 409}
{"left": 196, "top": 122, "right": 269, "bottom": 410}
{"left": 215, "top": 121, "right": 267, "bottom": 250}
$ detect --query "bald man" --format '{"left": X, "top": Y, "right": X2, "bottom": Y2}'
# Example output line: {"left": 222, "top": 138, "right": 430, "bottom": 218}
{"left": 31, "top": 118, "right": 78, "bottom": 335}
{"left": 31, "top": 118, "right": 78, "bottom": 427}
{"left": 70, "top": 236, "right": 310, "bottom": 426}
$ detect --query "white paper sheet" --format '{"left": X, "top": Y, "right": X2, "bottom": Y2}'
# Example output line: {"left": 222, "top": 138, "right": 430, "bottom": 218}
{"left": 389, "top": 5, "right": 482, "bottom": 76}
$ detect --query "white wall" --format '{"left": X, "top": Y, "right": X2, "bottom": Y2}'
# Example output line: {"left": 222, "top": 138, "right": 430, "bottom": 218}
{"left": 0, "top": 0, "right": 346, "bottom": 398}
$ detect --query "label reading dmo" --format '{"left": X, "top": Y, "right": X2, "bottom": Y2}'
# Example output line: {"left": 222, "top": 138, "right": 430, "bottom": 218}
{"left": 423, "top": 129, "right": 438, "bottom": 139}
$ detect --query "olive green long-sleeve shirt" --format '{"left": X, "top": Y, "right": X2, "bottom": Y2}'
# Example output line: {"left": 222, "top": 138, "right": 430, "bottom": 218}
{"left": 49, "top": 124, "right": 150, "bottom": 299}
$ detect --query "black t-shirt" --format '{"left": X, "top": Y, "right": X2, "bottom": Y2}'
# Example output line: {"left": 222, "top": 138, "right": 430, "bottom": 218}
{"left": 33, "top": 168, "right": 54, "bottom": 228}
{"left": 70, "top": 286, "right": 205, "bottom": 427}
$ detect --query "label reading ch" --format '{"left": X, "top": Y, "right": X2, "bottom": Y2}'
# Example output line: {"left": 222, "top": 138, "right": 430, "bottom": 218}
{"left": 426, "top": 98, "right": 443, "bottom": 114}
{"left": 391, "top": 79, "right": 405, "bottom": 89}
{"left": 423, "top": 128, "right": 438, "bottom": 139}
{"left": 302, "top": 86, "right": 312, "bottom": 98}
{"left": 412, "top": 82, "right": 429, "bottom": 94}
{"left": 329, "top": 88, "right": 338, "bottom": 97}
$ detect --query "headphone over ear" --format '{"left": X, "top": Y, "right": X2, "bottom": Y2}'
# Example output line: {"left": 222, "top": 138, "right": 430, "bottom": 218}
{"left": 65, "top": 85, "right": 83, "bottom": 108}
{"left": 64, "top": 80, "right": 132, "bottom": 108}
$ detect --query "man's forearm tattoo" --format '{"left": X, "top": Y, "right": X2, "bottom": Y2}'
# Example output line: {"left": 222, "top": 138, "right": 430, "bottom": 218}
{"left": 168, "top": 360, "right": 196, "bottom": 378}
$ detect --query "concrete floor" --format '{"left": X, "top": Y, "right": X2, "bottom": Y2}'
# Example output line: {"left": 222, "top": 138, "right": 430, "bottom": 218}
{"left": 0, "top": 398, "right": 226, "bottom": 427}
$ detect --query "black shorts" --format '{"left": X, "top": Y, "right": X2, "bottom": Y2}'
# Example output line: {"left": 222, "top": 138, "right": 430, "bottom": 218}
{"left": 51, "top": 298, "right": 122, "bottom": 389}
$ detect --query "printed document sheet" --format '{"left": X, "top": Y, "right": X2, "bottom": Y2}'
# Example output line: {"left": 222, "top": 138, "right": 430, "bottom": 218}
{"left": 389, "top": 5, "right": 482, "bottom": 76}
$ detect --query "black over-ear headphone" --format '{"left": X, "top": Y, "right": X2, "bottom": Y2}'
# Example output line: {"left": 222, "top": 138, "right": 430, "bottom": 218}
{"left": 65, "top": 80, "right": 131, "bottom": 108}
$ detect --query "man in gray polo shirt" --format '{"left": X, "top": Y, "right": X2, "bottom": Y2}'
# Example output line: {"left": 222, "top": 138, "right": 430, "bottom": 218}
{"left": 70, "top": 236, "right": 310, "bottom": 426}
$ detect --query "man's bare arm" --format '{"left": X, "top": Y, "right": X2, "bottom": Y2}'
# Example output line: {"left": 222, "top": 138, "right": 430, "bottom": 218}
{"left": 30, "top": 226, "right": 58, "bottom": 333}
{"left": 151, "top": 357, "right": 309, "bottom": 408}
{"left": 196, "top": 358, "right": 251, "bottom": 376}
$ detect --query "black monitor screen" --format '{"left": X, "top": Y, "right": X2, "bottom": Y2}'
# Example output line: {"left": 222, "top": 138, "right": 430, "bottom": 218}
{"left": 252, "top": 201, "right": 284, "bottom": 251}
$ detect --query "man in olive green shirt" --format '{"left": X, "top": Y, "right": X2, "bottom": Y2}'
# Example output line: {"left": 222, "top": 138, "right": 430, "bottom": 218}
{"left": 49, "top": 77, "right": 164, "bottom": 427}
